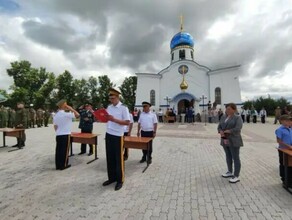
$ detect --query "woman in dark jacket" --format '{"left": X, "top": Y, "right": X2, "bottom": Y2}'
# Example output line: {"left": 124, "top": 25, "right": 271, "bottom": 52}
{"left": 217, "top": 103, "right": 243, "bottom": 183}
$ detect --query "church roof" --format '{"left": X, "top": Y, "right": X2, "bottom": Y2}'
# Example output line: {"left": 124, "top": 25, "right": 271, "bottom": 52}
{"left": 170, "top": 32, "right": 194, "bottom": 49}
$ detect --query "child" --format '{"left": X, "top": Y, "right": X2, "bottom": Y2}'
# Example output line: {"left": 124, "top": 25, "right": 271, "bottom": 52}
{"left": 275, "top": 114, "right": 292, "bottom": 187}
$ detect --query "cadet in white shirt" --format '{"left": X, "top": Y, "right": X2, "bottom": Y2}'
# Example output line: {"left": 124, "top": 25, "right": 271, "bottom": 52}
{"left": 137, "top": 101, "right": 158, "bottom": 164}
{"left": 53, "top": 100, "right": 79, "bottom": 170}
{"left": 102, "top": 88, "right": 130, "bottom": 191}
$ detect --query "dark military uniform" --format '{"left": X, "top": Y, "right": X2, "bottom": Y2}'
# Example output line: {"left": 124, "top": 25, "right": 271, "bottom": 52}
{"left": 78, "top": 107, "right": 95, "bottom": 155}
{"left": 15, "top": 105, "right": 27, "bottom": 147}
{"left": 44, "top": 109, "right": 51, "bottom": 127}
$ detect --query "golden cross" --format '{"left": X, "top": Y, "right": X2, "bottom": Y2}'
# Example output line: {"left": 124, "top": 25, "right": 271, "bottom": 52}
{"left": 180, "top": 15, "right": 184, "bottom": 31}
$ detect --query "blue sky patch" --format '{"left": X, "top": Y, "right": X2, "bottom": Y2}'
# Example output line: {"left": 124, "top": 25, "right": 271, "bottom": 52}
{"left": 0, "top": 0, "right": 20, "bottom": 12}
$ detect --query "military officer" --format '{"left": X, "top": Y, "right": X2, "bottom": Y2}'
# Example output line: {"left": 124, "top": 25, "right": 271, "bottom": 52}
{"left": 53, "top": 100, "right": 79, "bottom": 170}
{"left": 78, "top": 103, "right": 95, "bottom": 155}
{"left": 14, "top": 102, "right": 27, "bottom": 147}
{"left": 137, "top": 101, "right": 158, "bottom": 164}
{"left": 102, "top": 88, "right": 130, "bottom": 191}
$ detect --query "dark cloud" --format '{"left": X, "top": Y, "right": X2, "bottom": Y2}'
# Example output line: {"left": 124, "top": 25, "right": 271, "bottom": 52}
{"left": 1, "top": 0, "right": 291, "bottom": 99}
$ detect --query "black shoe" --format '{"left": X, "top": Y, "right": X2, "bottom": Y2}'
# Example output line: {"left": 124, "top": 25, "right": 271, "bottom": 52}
{"left": 78, "top": 152, "right": 86, "bottom": 155}
{"left": 102, "top": 180, "right": 115, "bottom": 186}
{"left": 88, "top": 152, "right": 93, "bottom": 156}
{"left": 148, "top": 158, "right": 152, "bottom": 164}
{"left": 140, "top": 157, "right": 146, "bottom": 163}
{"left": 60, "top": 164, "right": 71, "bottom": 170}
{"left": 11, "top": 144, "right": 19, "bottom": 148}
{"left": 115, "top": 183, "right": 123, "bottom": 191}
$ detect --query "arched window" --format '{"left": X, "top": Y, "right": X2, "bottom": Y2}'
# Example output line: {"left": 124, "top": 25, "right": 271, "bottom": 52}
{"left": 150, "top": 90, "right": 155, "bottom": 106}
{"left": 179, "top": 50, "right": 185, "bottom": 60}
{"left": 215, "top": 87, "right": 221, "bottom": 104}
{"left": 191, "top": 51, "right": 194, "bottom": 60}
{"left": 171, "top": 53, "right": 174, "bottom": 61}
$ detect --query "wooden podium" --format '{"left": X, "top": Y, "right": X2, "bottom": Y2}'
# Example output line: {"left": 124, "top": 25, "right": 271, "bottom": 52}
{"left": 0, "top": 128, "right": 25, "bottom": 152}
{"left": 124, "top": 136, "right": 153, "bottom": 173}
{"left": 70, "top": 132, "right": 100, "bottom": 164}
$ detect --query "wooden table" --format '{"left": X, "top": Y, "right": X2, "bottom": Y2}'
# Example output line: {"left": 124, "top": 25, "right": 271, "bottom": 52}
{"left": 70, "top": 132, "right": 100, "bottom": 164}
{"left": 278, "top": 148, "right": 292, "bottom": 194}
{"left": 124, "top": 136, "right": 153, "bottom": 172}
{"left": 0, "top": 128, "right": 25, "bottom": 152}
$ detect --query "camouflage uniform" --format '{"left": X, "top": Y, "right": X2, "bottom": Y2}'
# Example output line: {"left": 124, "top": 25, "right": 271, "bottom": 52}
{"left": 29, "top": 108, "right": 36, "bottom": 128}
{"left": 36, "top": 108, "right": 44, "bottom": 127}
{"left": 44, "top": 109, "right": 51, "bottom": 127}
{"left": 8, "top": 109, "right": 16, "bottom": 128}
{"left": 15, "top": 104, "right": 27, "bottom": 147}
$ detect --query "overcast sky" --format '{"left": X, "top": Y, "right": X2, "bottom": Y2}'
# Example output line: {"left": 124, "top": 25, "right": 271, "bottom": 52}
{"left": 0, "top": 0, "right": 291, "bottom": 101}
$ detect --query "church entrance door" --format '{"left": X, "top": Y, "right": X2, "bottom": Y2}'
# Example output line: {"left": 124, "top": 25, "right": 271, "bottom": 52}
{"left": 177, "top": 99, "right": 194, "bottom": 114}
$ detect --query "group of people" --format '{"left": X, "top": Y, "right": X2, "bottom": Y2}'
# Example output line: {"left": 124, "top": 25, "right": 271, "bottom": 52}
{"left": 53, "top": 88, "right": 158, "bottom": 191}
{"left": 52, "top": 95, "right": 291, "bottom": 191}
{"left": 0, "top": 105, "right": 51, "bottom": 129}
{"left": 239, "top": 106, "right": 267, "bottom": 123}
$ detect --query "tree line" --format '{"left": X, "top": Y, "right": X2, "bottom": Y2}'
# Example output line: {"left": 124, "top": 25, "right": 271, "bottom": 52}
{"left": 0, "top": 60, "right": 137, "bottom": 111}
{"left": 0, "top": 60, "right": 290, "bottom": 115}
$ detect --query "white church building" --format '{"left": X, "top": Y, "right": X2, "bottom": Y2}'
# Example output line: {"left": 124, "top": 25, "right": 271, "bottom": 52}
{"left": 135, "top": 24, "right": 242, "bottom": 115}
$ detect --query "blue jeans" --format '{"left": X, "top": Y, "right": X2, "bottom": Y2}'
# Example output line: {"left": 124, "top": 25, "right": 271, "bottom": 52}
{"left": 223, "top": 146, "right": 241, "bottom": 177}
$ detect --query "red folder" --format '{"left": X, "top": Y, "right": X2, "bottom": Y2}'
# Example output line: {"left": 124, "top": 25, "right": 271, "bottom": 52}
{"left": 93, "top": 108, "right": 109, "bottom": 123}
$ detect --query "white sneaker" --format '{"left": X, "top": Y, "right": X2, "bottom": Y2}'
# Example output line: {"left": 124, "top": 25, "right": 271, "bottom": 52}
{"left": 229, "top": 176, "right": 240, "bottom": 183}
{"left": 221, "top": 171, "right": 233, "bottom": 178}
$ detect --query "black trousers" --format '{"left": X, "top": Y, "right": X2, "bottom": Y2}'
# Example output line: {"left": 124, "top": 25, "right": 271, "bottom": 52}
{"left": 278, "top": 151, "right": 292, "bottom": 186}
{"left": 141, "top": 130, "right": 154, "bottom": 159}
{"left": 80, "top": 128, "right": 93, "bottom": 153}
{"left": 246, "top": 115, "right": 250, "bottom": 123}
{"left": 105, "top": 133, "right": 124, "bottom": 184}
{"left": 261, "top": 116, "right": 265, "bottom": 123}
{"left": 123, "top": 132, "right": 129, "bottom": 158}
{"left": 55, "top": 135, "right": 70, "bottom": 170}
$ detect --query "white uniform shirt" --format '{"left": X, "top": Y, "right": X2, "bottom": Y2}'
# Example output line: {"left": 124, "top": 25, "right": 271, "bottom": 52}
{"left": 138, "top": 111, "right": 158, "bottom": 131}
{"left": 53, "top": 110, "right": 75, "bottom": 136}
{"left": 124, "top": 114, "right": 134, "bottom": 133}
{"left": 106, "top": 102, "right": 130, "bottom": 136}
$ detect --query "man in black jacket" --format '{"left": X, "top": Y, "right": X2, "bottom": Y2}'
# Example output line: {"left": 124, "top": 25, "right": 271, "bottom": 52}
{"left": 78, "top": 103, "right": 95, "bottom": 155}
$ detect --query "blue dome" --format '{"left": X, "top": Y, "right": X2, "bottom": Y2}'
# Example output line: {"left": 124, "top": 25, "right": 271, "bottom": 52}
{"left": 170, "top": 32, "right": 194, "bottom": 49}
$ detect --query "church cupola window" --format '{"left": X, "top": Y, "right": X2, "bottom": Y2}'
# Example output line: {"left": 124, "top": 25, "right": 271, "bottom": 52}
{"left": 150, "top": 90, "right": 155, "bottom": 106}
{"left": 171, "top": 53, "right": 174, "bottom": 61}
{"left": 179, "top": 50, "right": 185, "bottom": 60}
{"left": 191, "top": 51, "right": 194, "bottom": 60}
{"left": 215, "top": 87, "right": 221, "bottom": 104}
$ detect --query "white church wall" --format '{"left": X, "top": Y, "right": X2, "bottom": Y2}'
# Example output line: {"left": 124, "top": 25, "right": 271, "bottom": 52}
{"left": 135, "top": 74, "right": 160, "bottom": 109}
{"left": 209, "top": 68, "right": 242, "bottom": 109}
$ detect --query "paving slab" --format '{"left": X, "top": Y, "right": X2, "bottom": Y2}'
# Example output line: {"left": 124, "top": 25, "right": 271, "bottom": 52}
{"left": 0, "top": 121, "right": 291, "bottom": 220}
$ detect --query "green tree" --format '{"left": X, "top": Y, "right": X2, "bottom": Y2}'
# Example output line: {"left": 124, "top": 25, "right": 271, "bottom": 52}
{"left": 6, "top": 60, "right": 53, "bottom": 108}
{"left": 87, "top": 76, "right": 100, "bottom": 108}
{"left": 7, "top": 61, "right": 49, "bottom": 104}
{"left": 97, "top": 75, "right": 114, "bottom": 108}
{"left": 119, "top": 76, "right": 137, "bottom": 111}
{"left": 54, "top": 70, "right": 76, "bottom": 106}
{"left": 73, "top": 78, "right": 90, "bottom": 108}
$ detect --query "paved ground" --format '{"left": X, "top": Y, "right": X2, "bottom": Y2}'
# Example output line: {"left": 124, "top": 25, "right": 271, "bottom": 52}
{"left": 0, "top": 120, "right": 292, "bottom": 220}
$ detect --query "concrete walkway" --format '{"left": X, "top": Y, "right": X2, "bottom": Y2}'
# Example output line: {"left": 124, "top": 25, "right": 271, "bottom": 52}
{"left": 0, "top": 121, "right": 291, "bottom": 220}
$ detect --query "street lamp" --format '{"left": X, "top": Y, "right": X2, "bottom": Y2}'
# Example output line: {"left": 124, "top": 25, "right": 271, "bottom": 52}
{"left": 164, "top": 95, "right": 172, "bottom": 107}
{"left": 201, "top": 94, "right": 207, "bottom": 126}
